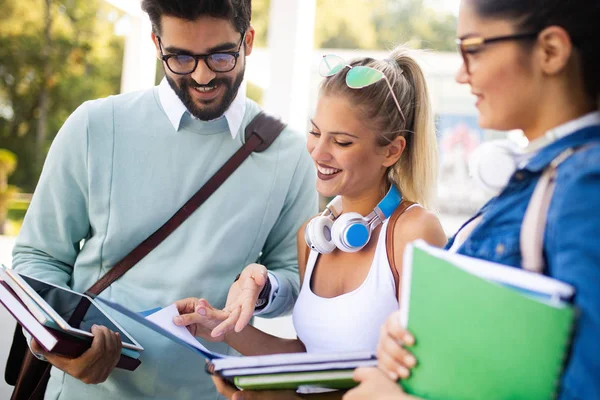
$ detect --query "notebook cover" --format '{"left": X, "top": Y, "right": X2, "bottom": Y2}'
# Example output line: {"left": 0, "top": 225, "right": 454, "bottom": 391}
{"left": 231, "top": 369, "right": 357, "bottom": 390}
{"left": 400, "top": 245, "right": 575, "bottom": 400}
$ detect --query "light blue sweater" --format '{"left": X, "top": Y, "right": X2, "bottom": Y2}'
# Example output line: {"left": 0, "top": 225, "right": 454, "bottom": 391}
{"left": 12, "top": 87, "right": 317, "bottom": 399}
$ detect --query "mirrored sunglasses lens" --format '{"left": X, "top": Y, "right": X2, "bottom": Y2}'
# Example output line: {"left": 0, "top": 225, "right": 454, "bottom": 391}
{"left": 319, "top": 55, "right": 346, "bottom": 77}
{"left": 346, "top": 66, "right": 384, "bottom": 88}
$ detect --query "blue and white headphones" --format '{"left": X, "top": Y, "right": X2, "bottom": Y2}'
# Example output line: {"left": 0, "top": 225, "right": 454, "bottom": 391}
{"left": 305, "top": 185, "right": 402, "bottom": 254}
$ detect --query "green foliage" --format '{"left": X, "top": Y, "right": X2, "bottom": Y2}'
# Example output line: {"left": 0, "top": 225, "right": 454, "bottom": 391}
{"left": 0, "top": 149, "right": 18, "bottom": 178}
{"left": 7, "top": 197, "right": 29, "bottom": 221}
{"left": 0, "top": 0, "right": 124, "bottom": 192}
{"left": 251, "top": 0, "right": 457, "bottom": 51}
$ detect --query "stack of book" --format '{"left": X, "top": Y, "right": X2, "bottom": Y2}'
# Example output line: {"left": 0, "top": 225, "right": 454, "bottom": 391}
{"left": 0, "top": 265, "right": 141, "bottom": 370}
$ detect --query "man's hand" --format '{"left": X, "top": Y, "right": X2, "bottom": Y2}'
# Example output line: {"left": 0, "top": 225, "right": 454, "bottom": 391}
{"left": 211, "top": 263, "right": 269, "bottom": 338}
{"left": 343, "top": 368, "right": 419, "bottom": 400}
{"left": 173, "top": 297, "right": 231, "bottom": 342}
{"left": 31, "top": 325, "right": 122, "bottom": 384}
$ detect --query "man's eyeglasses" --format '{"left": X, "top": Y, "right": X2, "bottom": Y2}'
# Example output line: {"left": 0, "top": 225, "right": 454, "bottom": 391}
{"left": 319, "top": 54, "right": 406, "bottom": 124}
{"left": 157, "top": 33, "right": 246, "bottom": 75}
{"left": 456, "top": 32, "right": 539, "bottom": 74}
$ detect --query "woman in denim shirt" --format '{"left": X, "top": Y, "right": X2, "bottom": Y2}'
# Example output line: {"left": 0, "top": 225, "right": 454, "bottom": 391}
{"left": 345, "top": 0, "right": 600, "bottom": 399}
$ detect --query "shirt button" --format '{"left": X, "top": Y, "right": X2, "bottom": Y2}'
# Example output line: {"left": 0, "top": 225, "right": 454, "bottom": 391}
{"left": 496, "top": 243, "right": 505, "bottom": 255}
{"left": 514, "top": 172, "right": 524, "bottom": 181}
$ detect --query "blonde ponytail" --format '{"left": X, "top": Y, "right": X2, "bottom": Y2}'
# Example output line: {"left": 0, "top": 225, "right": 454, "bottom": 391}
{"left": 386, "top": 47, "right": 438, "bottom": 210}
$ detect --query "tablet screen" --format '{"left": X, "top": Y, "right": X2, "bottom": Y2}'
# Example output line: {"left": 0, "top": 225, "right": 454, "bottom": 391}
{"left": 19, "top": 274, "right": 137, "bottom": 346}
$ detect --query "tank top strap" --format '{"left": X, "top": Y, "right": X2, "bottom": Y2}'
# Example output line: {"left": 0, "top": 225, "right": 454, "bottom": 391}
{"left": 301, "top": 249, "right": 320, "bottom": 288}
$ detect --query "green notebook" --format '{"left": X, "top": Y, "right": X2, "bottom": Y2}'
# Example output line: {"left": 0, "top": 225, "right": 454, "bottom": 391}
{"left": 232, "top": 369, "right": 357, "bottom": 390}
{"left": 400, "top": 241, "right": 575, "bottom": 400}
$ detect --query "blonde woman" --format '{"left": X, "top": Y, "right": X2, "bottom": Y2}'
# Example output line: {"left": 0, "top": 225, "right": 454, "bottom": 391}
{"left": 174, "top": 46, "right": 447, "bottom": 398}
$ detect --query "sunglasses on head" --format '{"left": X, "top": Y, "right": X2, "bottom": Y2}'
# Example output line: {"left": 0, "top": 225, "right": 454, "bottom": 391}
{"left": 319, "top": 54, "right": 406, "bottom": 124}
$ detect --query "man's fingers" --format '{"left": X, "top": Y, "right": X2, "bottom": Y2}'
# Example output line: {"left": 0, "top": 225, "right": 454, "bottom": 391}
{"left": 30, "top": 338, "right": 44, "bottom": 354}
{"left": 234, "top": 301, "right": 255, "bottom": 333}
{"left": 78, "top": 325, "right": 110, "bottom": 364}
{"left": 242, "top": 263, "right": 268, "bottom": 287}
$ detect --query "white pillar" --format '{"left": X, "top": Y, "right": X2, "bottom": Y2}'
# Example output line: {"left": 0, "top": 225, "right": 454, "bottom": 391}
{"left": 120, "top": 15, "right": 157, "bottom": 93}
{"left": 264, "top": 0, "right": 316, "bottom": 133}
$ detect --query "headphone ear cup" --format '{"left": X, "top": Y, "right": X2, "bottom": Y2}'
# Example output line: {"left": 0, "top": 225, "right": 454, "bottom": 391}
{"left": 331, "top": 212, "right": 370, "bottom": 253}
{"left": 469, "top": 140, "right": 520, "bottom": 194}
{"left": 305, "top": 216, "right": 336, "bottom": 254}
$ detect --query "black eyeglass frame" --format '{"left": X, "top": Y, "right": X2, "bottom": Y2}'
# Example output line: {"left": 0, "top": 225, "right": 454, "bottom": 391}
{"left": 157, "top": 33, "right": 246, "bottom": 75}
{"left": 456, "top": 32, "right": 539, "bottom": 74}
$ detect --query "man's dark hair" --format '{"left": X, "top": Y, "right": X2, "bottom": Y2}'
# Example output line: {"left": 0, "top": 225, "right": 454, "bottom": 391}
{"left": 472, "top": 0, "right": 600, "bottom": 108}
{"left": 141, "top": 0, "right": 252, "bottom": 36}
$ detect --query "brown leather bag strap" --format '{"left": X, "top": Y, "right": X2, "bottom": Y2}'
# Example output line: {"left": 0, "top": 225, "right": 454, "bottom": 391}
{"left": 86, "top": 112, "right": 285, "bottom": 296}
{"left": 386, "top": 200, "right": 416, "bottom": 299}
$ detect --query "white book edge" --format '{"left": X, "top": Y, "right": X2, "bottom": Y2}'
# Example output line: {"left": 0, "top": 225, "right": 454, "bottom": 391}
{"left": 212, "top": 350, "right": 375, "bottom": 371}
{"left": 411, "top": 240, "right": 574, "bottom": 299}
{"left": 0, "top": 269, "right": 51, "bottom": 324}
{"left": 0, "top": 281, "right": 58, "bottom": 351}
{"left": 220, "top": 359, "right": 378, "bottom": 377}
{"left": 399, "top": 243, "right": 414, "bottom": 328}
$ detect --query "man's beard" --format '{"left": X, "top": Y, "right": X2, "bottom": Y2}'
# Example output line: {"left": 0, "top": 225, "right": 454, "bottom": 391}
{"left": 166, "top": 65, "right": 245, "bottom": 121}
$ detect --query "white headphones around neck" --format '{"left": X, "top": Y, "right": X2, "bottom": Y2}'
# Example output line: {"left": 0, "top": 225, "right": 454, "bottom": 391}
{"left": 468, "top": 139, "right": 528, "bottom": 194}
{"left": 468, "top": 123, "right": 589, "bottom": 194}
{"left": 304, "top": 186, "right": 402, "bottom": 254}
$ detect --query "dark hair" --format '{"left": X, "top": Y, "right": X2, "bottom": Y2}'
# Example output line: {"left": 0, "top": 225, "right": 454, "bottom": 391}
{"left": 471, "top": 0, "right": 600, "bottom": 108}
{"left": 141, "top": 0, "right": 251, "bottom": 36}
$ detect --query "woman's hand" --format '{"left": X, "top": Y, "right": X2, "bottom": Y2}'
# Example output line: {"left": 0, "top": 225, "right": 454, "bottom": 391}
{"left": 344, "top": 368, "right": 420, "bottom": 400}
{"left": 377, "top": 310, "right": 417, "bottom": 380}
{"left": 31, "top": 324, "right": 122, "bottom": 384}
{"left": 173, "top": 298, "right": 231, "bottom": 342}
{"left": 212, "top": 376, "right": 301, "bottom": 400}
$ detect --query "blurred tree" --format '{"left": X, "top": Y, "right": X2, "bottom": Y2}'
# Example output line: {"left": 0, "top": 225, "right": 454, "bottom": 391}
{"left": 251, "top": 0, "right": 270, "bottom": 48}
{"left": 251, "top": 0, "right": 457, "bottom": 51}
{"left": 0, "top": 0, "right": 124, "bottom": 192}
{"left": 371, "top": 0, "right": 458, "bottom": 51}
{"left": 0, "top": 149, "right": 18, "bottom": 234}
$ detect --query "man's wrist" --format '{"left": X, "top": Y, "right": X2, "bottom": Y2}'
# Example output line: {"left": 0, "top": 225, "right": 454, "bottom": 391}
{"left": 254, "top": 273, "right": 280, "bottom": 315}
{"left": 254, "top": 276, "right": 272, "bottom": 310}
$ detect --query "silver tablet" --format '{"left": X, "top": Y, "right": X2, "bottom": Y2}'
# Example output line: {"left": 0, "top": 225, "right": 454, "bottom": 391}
{"left": 2, "top": 266, "right": 143, "bottom": 352}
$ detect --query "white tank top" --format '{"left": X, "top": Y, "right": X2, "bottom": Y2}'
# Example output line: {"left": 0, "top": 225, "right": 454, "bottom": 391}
{"left": 292, "top": 218, "right": 399, "bottom": 353}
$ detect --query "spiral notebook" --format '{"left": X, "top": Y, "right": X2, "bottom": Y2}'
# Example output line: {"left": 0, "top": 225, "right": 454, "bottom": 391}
{"left": 399, "top": 241, "right": 576, "bottom": 400}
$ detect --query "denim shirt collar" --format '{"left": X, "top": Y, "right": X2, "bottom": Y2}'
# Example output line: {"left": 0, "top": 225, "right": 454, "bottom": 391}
{"left": 522, "top": 113, "right": 600, "bottom": 173}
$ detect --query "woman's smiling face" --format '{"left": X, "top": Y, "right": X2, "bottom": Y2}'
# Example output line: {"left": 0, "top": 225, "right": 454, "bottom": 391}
{"left": 307, "top": 94, "right": 392, "bottom": 199}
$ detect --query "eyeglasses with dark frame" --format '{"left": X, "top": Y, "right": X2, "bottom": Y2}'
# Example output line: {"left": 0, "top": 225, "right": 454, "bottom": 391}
{"left": 456, "top": 32, "right": 539, "bottom": 74}
{"left": 157, "top": 33, "right": 246, "bottom": 75}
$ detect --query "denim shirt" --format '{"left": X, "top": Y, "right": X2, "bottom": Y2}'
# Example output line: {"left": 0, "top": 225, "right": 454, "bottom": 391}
{"left": 447, "top": 124, "right": 600, "bottom": 400}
